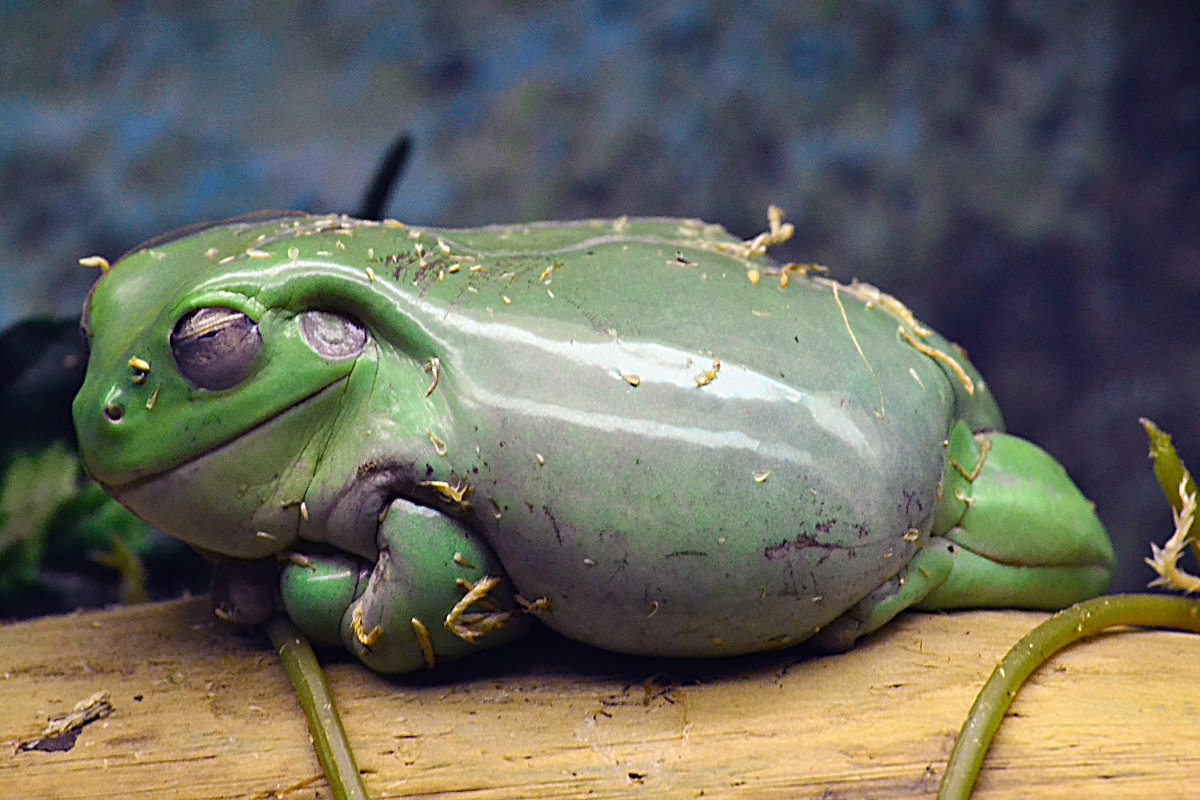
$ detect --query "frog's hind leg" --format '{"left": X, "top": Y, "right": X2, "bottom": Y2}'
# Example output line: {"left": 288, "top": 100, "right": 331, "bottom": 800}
{"left": 812, "top": 422, "right": 1115, "bottom": 651}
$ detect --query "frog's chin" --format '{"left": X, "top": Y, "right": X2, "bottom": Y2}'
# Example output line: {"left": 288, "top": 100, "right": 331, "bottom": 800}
{"left": 102, "top": 386, "right": 346, "bottom": 560}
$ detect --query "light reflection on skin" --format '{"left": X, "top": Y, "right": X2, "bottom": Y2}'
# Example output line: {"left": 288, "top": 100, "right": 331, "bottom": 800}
{"left": 427, "top": 308, "right": 876, "bottom": 469}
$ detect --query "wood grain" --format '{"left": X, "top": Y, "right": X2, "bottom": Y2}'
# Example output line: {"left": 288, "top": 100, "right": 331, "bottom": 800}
{"left": 2, "top": 598, "right": 1198, "bottom": 799}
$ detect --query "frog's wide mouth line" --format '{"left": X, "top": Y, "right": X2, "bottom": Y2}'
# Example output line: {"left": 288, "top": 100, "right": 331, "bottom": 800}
{"left": 101, "top": 377, "right": 349, "bottom": 495}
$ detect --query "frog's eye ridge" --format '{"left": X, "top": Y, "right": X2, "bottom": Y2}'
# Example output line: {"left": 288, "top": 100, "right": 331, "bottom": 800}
{"left": 298, "top": 310, "right": 367, "bottom": 360}
{"left": 171, "top": 306, "right": 262, "bottom": 390}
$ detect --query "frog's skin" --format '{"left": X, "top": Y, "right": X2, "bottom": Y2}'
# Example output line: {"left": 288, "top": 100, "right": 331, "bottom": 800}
{"left": 72, "top": 211, "right": 1115, "bottom": 673}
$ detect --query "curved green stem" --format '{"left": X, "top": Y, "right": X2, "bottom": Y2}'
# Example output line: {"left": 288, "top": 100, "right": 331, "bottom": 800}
{"left": 937, "top": 593, "right": 1200, "bottom": 800}
{"left": 266, "top": 615, "right": 371, "bottom": 800}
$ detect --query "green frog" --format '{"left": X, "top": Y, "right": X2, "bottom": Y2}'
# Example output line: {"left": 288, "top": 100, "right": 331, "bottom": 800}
{"left": 72, "top": 210, "right": 1114, "bottom": 673}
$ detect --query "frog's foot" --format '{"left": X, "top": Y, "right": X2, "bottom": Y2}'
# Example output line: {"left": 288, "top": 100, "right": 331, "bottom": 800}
{"left": 292, "top": 499, "right": 527, "bottom": 673}
{"left": 809, "top": 541, "right": 956, "bottom": 651}
{"left": 280, "top": 550, "right": 368, "bottom": 647}
{"left": 812, "top": 423, "right": 1116, "bottom": 651}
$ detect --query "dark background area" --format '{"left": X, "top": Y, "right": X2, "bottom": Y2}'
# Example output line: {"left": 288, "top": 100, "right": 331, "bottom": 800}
{"left": 2, "top": 1, "right": 1197, "bottom": 593}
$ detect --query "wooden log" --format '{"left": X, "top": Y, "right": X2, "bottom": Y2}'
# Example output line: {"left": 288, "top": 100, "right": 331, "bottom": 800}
{"left": 2, "top": 597, "right": 1198, "bottom": 799}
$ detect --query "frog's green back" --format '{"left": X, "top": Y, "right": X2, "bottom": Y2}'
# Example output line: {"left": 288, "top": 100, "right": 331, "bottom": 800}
{"left": 176, "top": 212, "right": 998, "bottom": 427}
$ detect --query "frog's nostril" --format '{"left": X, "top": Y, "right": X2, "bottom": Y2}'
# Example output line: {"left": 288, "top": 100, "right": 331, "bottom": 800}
{"left": 104, "top": 401, "right": 125, "bottom": 422}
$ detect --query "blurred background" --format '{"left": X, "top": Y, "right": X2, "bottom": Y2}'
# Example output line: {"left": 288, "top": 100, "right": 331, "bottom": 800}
{"left": 1, "top": 0, "right": 1197, "bottom": 612}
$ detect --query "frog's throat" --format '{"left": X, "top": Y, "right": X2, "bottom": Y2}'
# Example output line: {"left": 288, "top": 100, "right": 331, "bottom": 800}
{"left": 93, "top": 380, "right": 354, "bottom": 560}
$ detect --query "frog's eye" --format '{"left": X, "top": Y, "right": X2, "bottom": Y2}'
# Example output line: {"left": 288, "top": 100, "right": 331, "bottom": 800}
{"left": 170, "top": 307, "right": 262, "bottom": 390}
{"left": 298, "top": 310, "right": 367, "bottom": 360}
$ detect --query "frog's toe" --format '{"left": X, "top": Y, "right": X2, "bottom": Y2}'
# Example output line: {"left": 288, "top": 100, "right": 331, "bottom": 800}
{"left": 339, "top": 546, "right": 432, "bottom": 672}
{"left": 280, "top": 551, "right": 368, "bottom": 647}
{"left": 810, "top": 541, "right": 955, "bottom": 650}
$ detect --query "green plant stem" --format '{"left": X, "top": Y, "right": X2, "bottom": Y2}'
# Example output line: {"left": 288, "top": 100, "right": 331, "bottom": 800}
{"left": 266, "top": 615, "right": 370, "bottom": 800}
{"left": 937, "top": 594, "right": 1200, "bottom": 800}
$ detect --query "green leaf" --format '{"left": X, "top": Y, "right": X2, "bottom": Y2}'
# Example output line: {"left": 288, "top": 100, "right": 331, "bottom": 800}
{"left": 1140, "top": 418, "right": 1200, "bottom": 565}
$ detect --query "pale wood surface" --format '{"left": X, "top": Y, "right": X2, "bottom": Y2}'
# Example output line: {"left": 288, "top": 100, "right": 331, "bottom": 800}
{"left": 2, "top": 597, "right": 1198, "bottom": 799}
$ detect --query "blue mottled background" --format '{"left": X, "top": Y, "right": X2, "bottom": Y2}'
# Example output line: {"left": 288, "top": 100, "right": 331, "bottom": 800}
{"left": 2, "top": 0, "right": 1197, "bottom": 591}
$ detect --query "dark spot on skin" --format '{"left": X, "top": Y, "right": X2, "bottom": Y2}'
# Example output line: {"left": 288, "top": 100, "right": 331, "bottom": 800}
{"left": 815, "top": 520, "right": 834, "bottom": 535}
{"left": 543, "top": 505, "right": 562, "bottom": 545}
{"left": 903, "top": 490, "right": 923, "bottom": 515}
{"left": 525, "top": 501, "right": 535, "bottom": 513}
{"left": 329, "top": 457, "right": 432, "bottom": 537}
{"left": 794, "top": 336, "right": 799, "bottom": 343}
{"left": 372, "top": 249, "right": 454, "bottom": 289}
{"left": 380, "top": 252, "right": 415, "bottom": 280}
{"left": 764, "top": 530, "right": 843, "bottom": 561}
{"left": 424, "top": 463, "right": 435, "bottom": 476}
{"left": 471, "top": 466, "right": 479, "bottom": 474}
{"left": 666, "top": 551, "right": 708, "bottom": 559}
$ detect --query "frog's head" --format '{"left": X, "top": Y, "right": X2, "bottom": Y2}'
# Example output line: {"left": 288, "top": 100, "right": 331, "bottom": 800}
{"left": 72, "top": 213, "right": 437, "bottom": 559}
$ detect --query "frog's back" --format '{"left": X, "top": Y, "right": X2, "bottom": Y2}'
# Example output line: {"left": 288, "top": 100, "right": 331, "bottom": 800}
{"left": 329, "top": 214, "right": 998, "bottom": 425}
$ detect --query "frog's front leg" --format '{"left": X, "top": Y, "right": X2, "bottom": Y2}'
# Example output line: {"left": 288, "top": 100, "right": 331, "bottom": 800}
{"left": 280, "top": 499, "right": 529, "bottom": 673}
{"left": 814, "top": 421, "right": 1116, "bottom": 650}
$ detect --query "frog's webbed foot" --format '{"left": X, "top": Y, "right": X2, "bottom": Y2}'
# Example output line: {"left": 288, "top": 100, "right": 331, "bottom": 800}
{"left": 809, "top": 541, "right": 955, "bottom": 651}
{"left": 284, "top": 499, "right": 528, "bottom": 673}
{"left": 812, "top": 422, "right": 1116, "bottom": 651}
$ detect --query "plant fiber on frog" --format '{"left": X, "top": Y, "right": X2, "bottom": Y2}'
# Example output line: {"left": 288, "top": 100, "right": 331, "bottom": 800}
{"left": 73, "top": 210, "right": 1115, "bottom": 674}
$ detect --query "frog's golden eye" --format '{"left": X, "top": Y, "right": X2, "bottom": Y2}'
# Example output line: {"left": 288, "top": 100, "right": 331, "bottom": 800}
{"left": 298, "top": 310, "right": 367, "bottom": 360}
{"left": 170, "top": 306, "right": 261, "bottom": 390}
